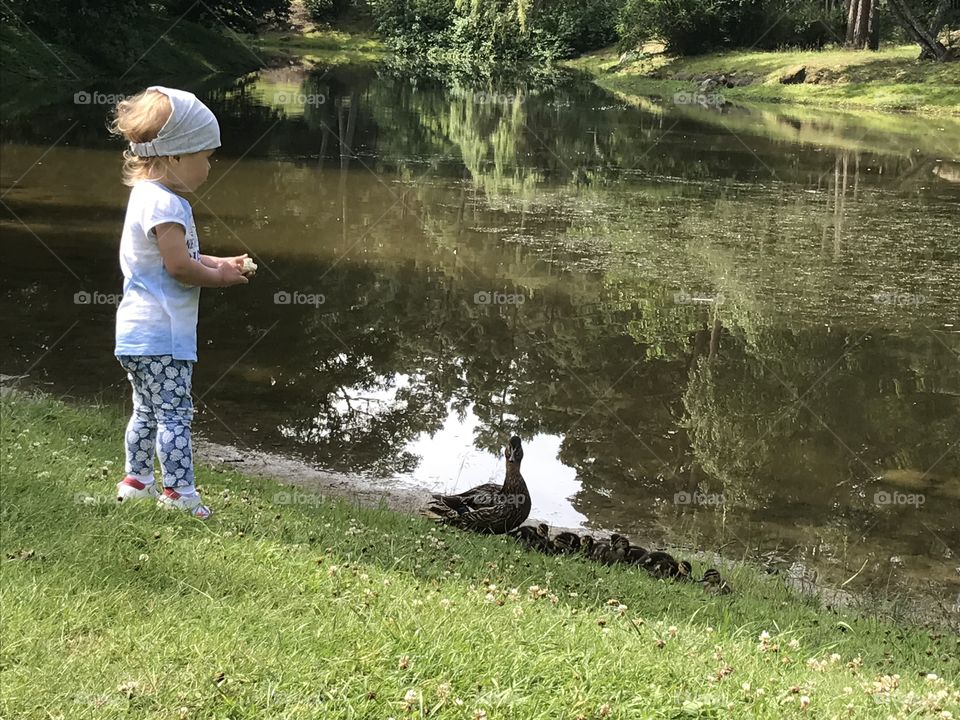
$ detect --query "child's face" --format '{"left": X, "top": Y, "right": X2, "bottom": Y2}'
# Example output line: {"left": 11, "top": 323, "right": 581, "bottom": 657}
{"left": 164, "top": 150, "right": 214, "bottom": 193}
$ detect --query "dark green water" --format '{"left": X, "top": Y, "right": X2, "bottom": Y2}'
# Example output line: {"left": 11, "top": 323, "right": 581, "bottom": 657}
{"left": 2, "top": 64, "right": 958, "bottom": 614}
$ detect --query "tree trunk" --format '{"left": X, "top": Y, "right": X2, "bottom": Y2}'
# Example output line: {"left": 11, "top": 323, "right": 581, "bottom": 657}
{"left": 846, "top": 0, "right": 859, "bottom": 45}
{"left": 853, "top": 0, "right": 871, "bottom": 48}
{"left": 846, "top": 0, "right": 873, "bottom": 49}
{"left": 867, "top": 0, "right": 880, "bottom": 50}
{"left": 887, "top": 0, "right": 955, "bottom": 61}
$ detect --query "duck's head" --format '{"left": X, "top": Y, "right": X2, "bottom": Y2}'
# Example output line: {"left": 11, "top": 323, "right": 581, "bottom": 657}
{"left": 702, "top": 568, "right": 721, "bottom": 584}
{"left": 678, "top": 560, "right": 692, "bottom": 578}
{"left": 580, "top": 535, "right": 595, "bottom": 551}
{"left": 536, "top": 522, "right": 550, "bottom": 538}
{"left": 505, "top": 436, "right": 524, "bottom": 465}
{"left": 611, "top": 534, "right": 631, "bottom": 550}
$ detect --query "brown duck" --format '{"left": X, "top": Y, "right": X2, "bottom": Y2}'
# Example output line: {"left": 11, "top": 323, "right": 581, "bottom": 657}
{"left": 424, "top": 436, "right": 531, "bottom": 534}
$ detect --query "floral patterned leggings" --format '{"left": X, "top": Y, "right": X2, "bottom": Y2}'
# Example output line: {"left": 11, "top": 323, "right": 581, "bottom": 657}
{"left": 118, "top": 355, "right": 195, "bottom": 490}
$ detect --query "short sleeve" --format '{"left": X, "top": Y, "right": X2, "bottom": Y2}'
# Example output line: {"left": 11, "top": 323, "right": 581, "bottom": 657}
{"left": 136, "top": 182, "right": 189, "bottom": 237}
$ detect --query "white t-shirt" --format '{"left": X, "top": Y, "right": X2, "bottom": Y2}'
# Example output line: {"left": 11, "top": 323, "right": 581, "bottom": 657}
{"left": 115, "top": 180, "right": 201, "bottom": 361}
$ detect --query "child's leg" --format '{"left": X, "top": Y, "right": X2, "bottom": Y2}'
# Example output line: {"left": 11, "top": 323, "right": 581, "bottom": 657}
{"left": 152, "top": 356, "right": 196, "bottom": 491}
{"left": 118, "top": 356, "right": 159, "bottom": 484}
{"left": 151, "top": 357, "right": 211, "bottom": 519}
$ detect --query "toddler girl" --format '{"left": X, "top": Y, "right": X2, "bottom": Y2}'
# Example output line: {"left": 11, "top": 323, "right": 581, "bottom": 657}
{"left": 109, "top": 86, "right": 250, "bottom": 519}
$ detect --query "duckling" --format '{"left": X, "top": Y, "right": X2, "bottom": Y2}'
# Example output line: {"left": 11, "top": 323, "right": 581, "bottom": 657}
{"left": 579, "top": 535, "right": 596, "bottom": 557}
{"left": 590, "top": 533, "right": 631, "bottom": 565}
{"left": 636, "top": 550, "right": 688, "bottom": 579}
{"left": 702, "top": 568, "right": 733, "bottom": 595}
{"left": 551, "top": 530, "right": 582, "bottom": 554}
{"left": 586, "top": 536, "right": 611, "bottom": 562}
{"left": 625, "top": 543, "right": 649, "bottom": 565}
{"left": 509, "top": 522, "right": 551, "bottom": 553}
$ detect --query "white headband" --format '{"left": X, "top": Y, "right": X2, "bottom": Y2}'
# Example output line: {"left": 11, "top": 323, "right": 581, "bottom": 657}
{"left": 129, "top": 86, "right": 221, "bottom": 158}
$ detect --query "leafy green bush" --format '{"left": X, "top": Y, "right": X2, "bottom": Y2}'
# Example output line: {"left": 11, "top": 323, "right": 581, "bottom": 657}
{"left": 618, "top": 0, "right": 843, "bottom": 55}
{"left": 303, "top": 0, "right": 359, "bottom": 23}
{"left": 368, "top": 0, "right": 621, "bottom": 68}
{"left": 160, "top": 0, "right": 290, "bottom": 31}
{"left": 1, "top": 0, "right": 290, "bottom": 68}
{"left": 2, "top": 0, "right": 152, "bottom": 67}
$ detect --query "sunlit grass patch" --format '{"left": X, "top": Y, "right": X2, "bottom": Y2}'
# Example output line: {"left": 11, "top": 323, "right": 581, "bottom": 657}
{"left": 2, "top": 392, "right": 958, "bottom": 718}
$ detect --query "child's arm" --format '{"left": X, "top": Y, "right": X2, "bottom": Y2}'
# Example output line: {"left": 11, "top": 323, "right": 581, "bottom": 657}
{"left": 156, "top": 223, "right": 248, "bottom": 288}
{"left": 199, "top": 254, "right": 247, "bottom": 270}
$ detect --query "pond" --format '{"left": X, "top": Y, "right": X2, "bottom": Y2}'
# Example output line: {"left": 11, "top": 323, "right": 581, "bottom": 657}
{"left": 2, "top": 61, "right": 958, "bottom": 617}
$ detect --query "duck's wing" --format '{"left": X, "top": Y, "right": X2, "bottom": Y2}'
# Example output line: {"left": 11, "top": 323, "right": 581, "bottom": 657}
{"left": 449, "top": 502, "right": 527, "bottom": 535}
{"left": 420, "top": 502, "right": 462, "bottom": 522}
{"left": 431, "top": 482, "right": 502, "bottom": 511}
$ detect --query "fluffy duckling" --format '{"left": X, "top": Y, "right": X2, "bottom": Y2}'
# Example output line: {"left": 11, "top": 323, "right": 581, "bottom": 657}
{"left": 579, "top": 535, "right": 596, "bottom": 557}
{"left": 590, "top": 533, "right": 632, "bottom": 565}
{"left": 702, "top": 568, "right": 733, "bottom": 595}
{"left": 509, "top": 522, "right": 551, "bottom": 553}
{"left": 551, "top": 530, "right": 582, "bottom": 554}
{"left": 625, "top": 543, "right": 649, "bottom": 565}
{"left": 637, "top": 551, "right": 690, "bottom": 580}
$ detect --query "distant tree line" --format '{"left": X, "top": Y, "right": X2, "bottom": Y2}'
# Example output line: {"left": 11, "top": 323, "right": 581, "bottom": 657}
{"left": 345, "top": 0, "right": 957, "bottom": 64}
{"left": 2, "top": 0, "right": 954, "bottom": 75}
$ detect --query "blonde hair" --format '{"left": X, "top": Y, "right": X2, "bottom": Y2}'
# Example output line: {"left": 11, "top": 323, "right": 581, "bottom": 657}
{"left": 108, "top": 89, "right": 174, "bottom": 187}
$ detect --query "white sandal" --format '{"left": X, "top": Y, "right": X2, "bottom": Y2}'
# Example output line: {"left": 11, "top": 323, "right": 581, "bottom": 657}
{"left": 157, "top": 488, "right": 213, "bottom": 520}
{"left": 116, "top": 476, "right": 160, "bottom": 503}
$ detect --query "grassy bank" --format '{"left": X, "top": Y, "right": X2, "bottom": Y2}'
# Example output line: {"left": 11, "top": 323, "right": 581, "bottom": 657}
{"left": 565, "top": 44, "right": 960, "bottom": 115}
{"left": 251, "top": 28, "right": 385, "bottom": 65}
{"left": 2, "top": 392, "right": 958, "bottom": 719}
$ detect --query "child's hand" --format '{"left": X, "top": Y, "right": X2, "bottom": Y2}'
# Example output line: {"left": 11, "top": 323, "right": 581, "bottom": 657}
{"left": 217, "top": 261, "right": 249, "bottom": 287}
{"left": 219, "top": 254, "right": 249, "bottom": 272}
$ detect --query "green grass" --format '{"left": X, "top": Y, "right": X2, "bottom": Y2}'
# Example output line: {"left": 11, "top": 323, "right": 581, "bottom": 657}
{"left": 565, "top": 44, "right": 960, "bottom": 115}
{"left": 250, "top": 28, "right": 387, "bottom": 66}
{"left": 2, "top": 392, "right": 958, "bottom": 719}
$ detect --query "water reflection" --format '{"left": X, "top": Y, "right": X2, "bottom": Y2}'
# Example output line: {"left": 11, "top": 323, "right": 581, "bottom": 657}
{"left": 1, "top": 62, "right": 958, "bottom": 614}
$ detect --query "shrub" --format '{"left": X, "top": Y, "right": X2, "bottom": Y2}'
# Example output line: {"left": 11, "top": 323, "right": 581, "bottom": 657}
{"left": 367, "top": 0, "right": 621, "bottom": 67}
{"left": 618, "top": 0, "right": 843, "bottom": 55}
